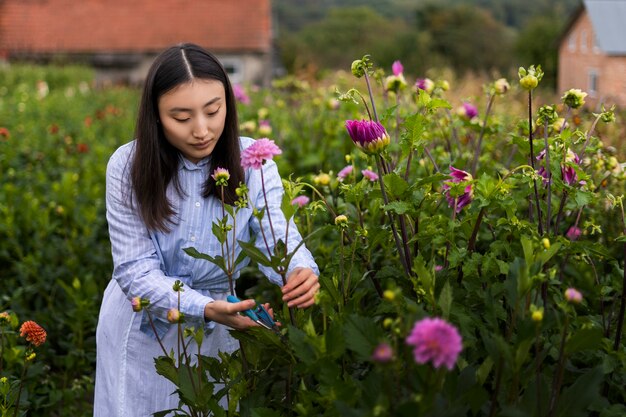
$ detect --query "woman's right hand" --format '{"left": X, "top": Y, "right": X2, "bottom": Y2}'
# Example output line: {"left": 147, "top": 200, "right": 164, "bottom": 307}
{"left": 204, "top": 299, "right": 258, "bottom": 329}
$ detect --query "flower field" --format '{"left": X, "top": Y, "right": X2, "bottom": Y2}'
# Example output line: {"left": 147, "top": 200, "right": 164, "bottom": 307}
{"left": 1, "top": 60, "right": 626, "bottom": 416}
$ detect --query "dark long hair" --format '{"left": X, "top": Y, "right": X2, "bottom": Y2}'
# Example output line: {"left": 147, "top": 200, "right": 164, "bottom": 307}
{"left": 130, "top": 43, "right": 243, "bottom": 232}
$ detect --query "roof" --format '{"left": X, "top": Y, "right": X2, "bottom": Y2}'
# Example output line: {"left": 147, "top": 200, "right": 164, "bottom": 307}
{"left": 0, "top": 0, "right": 271, "bottom": 55}
{"left": 584, "top": 0, "right": 626, "bottom": 55}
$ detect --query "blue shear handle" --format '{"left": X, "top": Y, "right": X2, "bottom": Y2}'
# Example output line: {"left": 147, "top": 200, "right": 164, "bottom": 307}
{"left": 226, "top": 295, "right": 260, "bottom": 321}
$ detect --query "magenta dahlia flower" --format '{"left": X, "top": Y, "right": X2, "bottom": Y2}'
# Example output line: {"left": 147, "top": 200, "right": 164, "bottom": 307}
{"left": 392, "top": 60, "right": 404, "bottom": 76}
{"left": 345, "top": 120, "right": 390, "bottom": 154}
{"left": 566, "top": 226, "right": 582, "bottom": 241}
{"left": 457, "top": 102, "right": 478, "bottom": 120}
{"left": 442, "top": 166, "right": 474, "bottom": 213}
{"left": 406, "top": 317, "right": 462, "bottom": 370}
{"left": 415, "top": 78, "right": 435, "bottom": 94}
{"left": 241, "top": 138, "right": 282, "bottom": 170}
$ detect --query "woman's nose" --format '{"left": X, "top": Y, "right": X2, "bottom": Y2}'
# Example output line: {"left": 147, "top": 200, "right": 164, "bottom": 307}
{"left": 192, "top": 119, "right": 209, "bottom": 138}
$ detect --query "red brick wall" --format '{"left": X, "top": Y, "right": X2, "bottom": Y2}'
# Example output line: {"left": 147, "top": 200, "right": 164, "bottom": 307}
{"left": 558, "top": 10, "right": 626, "bottom": 108}
{"left": 0, "top": 0, "right": 271, "bottom": 54}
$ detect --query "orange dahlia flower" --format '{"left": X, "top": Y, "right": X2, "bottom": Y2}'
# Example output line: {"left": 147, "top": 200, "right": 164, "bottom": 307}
{"left": 19, "top": 321, "right": 47, "bottom": 347}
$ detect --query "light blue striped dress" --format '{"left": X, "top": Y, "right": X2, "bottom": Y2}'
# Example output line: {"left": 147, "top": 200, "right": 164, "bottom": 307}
{"left": 94, "top": 137, "right": 318, "bottom": 416}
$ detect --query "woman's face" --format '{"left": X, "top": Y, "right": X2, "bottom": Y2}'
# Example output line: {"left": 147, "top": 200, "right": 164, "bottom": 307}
{"left": 158, "top": 79, "right": 227, "bottom": 164}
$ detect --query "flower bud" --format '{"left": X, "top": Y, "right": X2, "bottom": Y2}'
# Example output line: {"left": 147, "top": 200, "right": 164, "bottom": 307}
{"left": 167, "top": 308, "right": 182, "bottom": 323}
{"left": 415, "top": 78, "right": 435, "bottom": 94}
{"left": 334, "top": 214, "right": 349, "bottom": 227}
{"left": 561, "top": 89, "right": 587, "bottom": 109}
{"left": 565, "top": 288, "right": 583, "bottom": 304}
{"left": 518, "top": 65, "right": 543, "bottom": 91}
{"left": 519, "top": 74, "right": 538, "bottom": 90}
{"left": 313, "top": 172, "right": 331, "bottom": 186}
{"left": 542, "top": 238, "right": 550, "bottom": 250}
{"left": 383, "top": 290, "right": 396, "bottom": 301}
{"left": 345, "top": 119, "right": 391, "bottom": 155}
{"left": 494, "top": 78, "right": 509, "bottom": 94}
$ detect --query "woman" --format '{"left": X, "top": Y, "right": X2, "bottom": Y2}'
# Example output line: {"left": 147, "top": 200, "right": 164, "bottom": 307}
{"left": 94, "top": 43, "right": 319, "bottom": 416}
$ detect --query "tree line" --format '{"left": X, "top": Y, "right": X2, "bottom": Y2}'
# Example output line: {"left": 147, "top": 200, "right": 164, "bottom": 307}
{"left": 273, "top": 0, "right": 580, "bottom": 88}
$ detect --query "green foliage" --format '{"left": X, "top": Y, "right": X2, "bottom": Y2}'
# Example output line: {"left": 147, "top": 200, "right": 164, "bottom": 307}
{"left": 1, "top": 56, "right": 626, "bottom": 417}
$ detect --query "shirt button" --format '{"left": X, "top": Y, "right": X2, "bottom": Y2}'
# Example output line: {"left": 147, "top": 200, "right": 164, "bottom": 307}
{"left": 190, "top": 236, "right": 197, "bottom": 242}
{"left": 195, "top": 202, "right": 200, "bottom": 207}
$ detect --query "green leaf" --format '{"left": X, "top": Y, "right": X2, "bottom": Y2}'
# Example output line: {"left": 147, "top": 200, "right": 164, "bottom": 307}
{"left": 438, "top": 280, "right": 453, "bottom": 319}
{"left": 154, "top": 356, "right": 179, "bottom": 385}
{"left": 343, "top": 314, "right": 383, "bottom": 361}
{"left": 412, "top": 254, "right": 435, "bottom": 303}
{"left": 281, "top": 191, "right": 296, "bottom": 221}
{"left": 615, "top": 235, "right": 626, "bottom": 243}
{"left": 565, "top": 327, "right": 603, "bottom": 354}
{"left": 383, "top": 173, "right": 408, "bottom": 199}
{"left": 383, "top": 201, "right": 413, "bottom": 215}
{"left": 556, "top": 367, "right": 603, "bottom": 417}
{"left": 237, "top": 239, "right": 272, "bottom": 267}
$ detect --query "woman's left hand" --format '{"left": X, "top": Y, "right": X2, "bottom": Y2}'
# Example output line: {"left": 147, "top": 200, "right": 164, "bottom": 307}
{"left": 281, "top": 267, "right": 319, "bottom": 308}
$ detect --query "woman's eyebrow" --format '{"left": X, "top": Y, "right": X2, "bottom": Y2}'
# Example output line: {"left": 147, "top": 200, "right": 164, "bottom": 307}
{"left": 168, "top": 97, "right": 221, "bottom": 113}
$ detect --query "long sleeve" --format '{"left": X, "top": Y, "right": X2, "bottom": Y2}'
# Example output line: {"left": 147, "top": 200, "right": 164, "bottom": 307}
{"left": 105, "top": 143, "right": 214, "bottom": 326}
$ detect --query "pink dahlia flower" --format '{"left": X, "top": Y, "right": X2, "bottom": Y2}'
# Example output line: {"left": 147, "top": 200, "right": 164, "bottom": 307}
{"left": 337, "top": 165, "right": 354, "bottom": 181}
{"left": 442, "top": 166, "right": 474, "bottom": 213}
{"left": 233, "top": 84, "right": 250, "bottom": 105}
{"left": 565, "top": 288, "right": 583, "bottom": 303}
{"left": 345, "top": 120, "right": 390, "bottom": 154}
{"left": 241, "top": 138, "right": 282, "bottom": 170}
{"left": 361, "top": 169, "right": 379, "bottom": 182}
{"left": 291, "top": 195, "right": 310, "bottom": 208}
{"left": 211, "top": 167, "right": 230, "bottom": 185}
{"left": 371, "top": 342, "right": 394, "bottom": 363}
{"left": 406, "top": 317, "right": 462, "bottom": 370}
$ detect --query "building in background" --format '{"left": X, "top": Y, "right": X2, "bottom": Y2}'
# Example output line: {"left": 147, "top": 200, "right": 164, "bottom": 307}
{"left": 0, "top": 0, "right": 273, "bottom": 86}
{"left": 558, "top": 0, "right": 626, "bottom": 108}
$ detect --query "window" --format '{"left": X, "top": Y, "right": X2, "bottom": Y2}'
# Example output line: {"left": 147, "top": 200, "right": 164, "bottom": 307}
{"left": 588, "top": 69, "right": 598, "bottom": 97}
{"left": 593, "top": 34, "right": 601, "bottom": 54}
{"left": 580, "top": 30, "right": 588, "bottom": 53}
{"left": 568, "top": 32, "right": 576, "bottom": 52}
{"left": 220, "top": 58, "right": 244, "bottom": 85}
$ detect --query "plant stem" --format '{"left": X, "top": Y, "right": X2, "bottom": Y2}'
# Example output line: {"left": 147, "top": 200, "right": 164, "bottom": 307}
{"left": 548, "top": 316, "right": 569, "bottom": 417}
{"left": 613, "top": 202, "right": 626, "bottom": 351}
{"left": 535, "top": 325, "right": 543, "bottom": 416}
{"left": 13, "top": 357, "right": 29, "bottom": 417}
{"left": 363, "top": 72, "right": 379, "bottom": 123}
{"left": 578, "top": 113, "right": 602, "bottom": 158}
{"left": 528, "top": 90, "right": 544, "bottom": 235}
{"left": 554, "top": 191, "right": 568, "bottom": 233}
{"left": 260, "top": 168, "right": 277, "bottom": 247}
{"left": 543, "top": 120, "right": 552, "bottom": 235}
{"left": 467, "top": 207, "right": 486, "bottom": 253}
{"left": 443, "top": 200, "right": 458, "bottom": 269}
{"left": 376, "top": 156, "right": 411, "bottom": 277}
{"left": 339, "top": 229, "right": 346, "bottom": 306}
{"left": 471, "top": 94, "right": 495, "bottom": 176}
{"left": 146, "top": 309, "right": 168, "bottom": 356}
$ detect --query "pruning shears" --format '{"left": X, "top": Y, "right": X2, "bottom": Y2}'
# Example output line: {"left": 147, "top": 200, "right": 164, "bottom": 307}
{"left": 226, "top": 295, "right": 280, "bottom": 333}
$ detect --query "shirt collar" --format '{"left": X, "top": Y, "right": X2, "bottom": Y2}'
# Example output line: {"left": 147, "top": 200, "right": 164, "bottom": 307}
{"left": 179, "top": 154, "right": 211, "bottom": 171}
